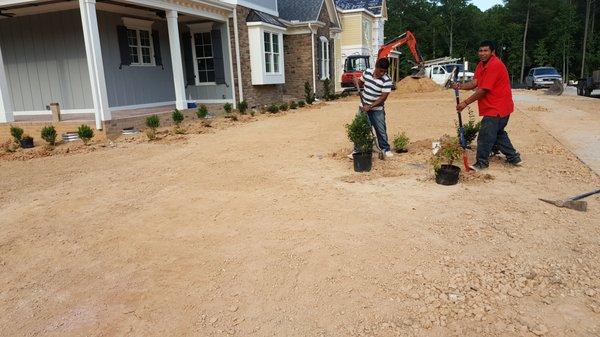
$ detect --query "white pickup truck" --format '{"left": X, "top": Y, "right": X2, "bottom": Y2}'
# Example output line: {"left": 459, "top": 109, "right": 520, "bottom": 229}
{"left": 423, "top": 63, "right": 474, "bottom": 86}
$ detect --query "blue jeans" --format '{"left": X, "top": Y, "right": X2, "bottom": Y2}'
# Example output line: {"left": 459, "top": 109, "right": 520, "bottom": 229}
{"left": 477, "top": 115, "right": 520, "bottom": 166}
{"left": 355, "top": 108, "right": 391, "bottom": 152}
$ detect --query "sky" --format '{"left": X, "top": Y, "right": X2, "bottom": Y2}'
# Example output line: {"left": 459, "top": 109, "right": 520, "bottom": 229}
{"left": 471, "top": 0, "right": 504, "bottom": 11}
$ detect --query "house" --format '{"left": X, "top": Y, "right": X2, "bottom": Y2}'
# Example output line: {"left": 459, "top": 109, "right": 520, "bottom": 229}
{"left": 0, "top": 0, "right": 240, "bottom": 130}
{"left": 230, "top": 0, "right": 341, "bottom": 108}
{"left": 0, "top": 0, "right": 341, "bottom": 132}
{"left": 334, "top": 0, "right": 387, "bottom": 91}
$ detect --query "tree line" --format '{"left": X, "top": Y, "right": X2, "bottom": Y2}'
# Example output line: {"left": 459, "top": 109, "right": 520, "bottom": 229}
{"left": 385, "top": 0, "right": 599, "bottom": 83}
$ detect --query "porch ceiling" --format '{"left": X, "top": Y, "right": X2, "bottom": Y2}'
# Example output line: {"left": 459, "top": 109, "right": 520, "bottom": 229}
{"left": 0, "top": 0, "right": 232, "bottom": 21}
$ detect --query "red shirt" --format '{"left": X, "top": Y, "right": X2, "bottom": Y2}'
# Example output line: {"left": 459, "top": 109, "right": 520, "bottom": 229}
{"left": 474, "top": 55, "right": 514, "bottom": 117}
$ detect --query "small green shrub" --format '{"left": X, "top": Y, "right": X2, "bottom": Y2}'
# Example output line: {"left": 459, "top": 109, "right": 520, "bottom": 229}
{"left": 290, "top": 101, "right": 298, "bottom": 109}
{"left": 77, "top": 124, "right": 94, "bottom": 145}
{"left": 346, "top": 113, "right": 374, "bottom": 153}
{"left": 223, "top": 102, "right": 233, "bottom": 114}
{"left": 341, "top": 91, "right": 350, "bottom": 98}
{"left": 298, "top": 100, "right": 306, "bottom": 107}
{"left": 456, "top": 108, "right": 481, "bottom": 146}
{"left": 304, "top": 82, "right": 315, "bottom": 104}
{"left": 238, "top": 100, "right": 248, "bottom": 114}
{"left": 393, "top": 132, "right": 410, "bottom": 152}
{"left": 10, "top": 126, "right": 23, "bottom": 142}
{"left": 146, "top": 115, "right": 160, "bottom": 140}
{"left": 279, "top": 102, "right": 289, "bottom": 111}
{"left": 172, "top": 109, "right": 184, "bottom": 126}
{"left": 196, "top": 105, "right": 208, "bottom": 119}
{"left": 41, "top": 125, "right": 57, "bottom": 145}
{"left": 323, "top": 78, "right": 333, "bottom": 100}
{"left": 268, "top": 104, "right": 279, "bottom": 114}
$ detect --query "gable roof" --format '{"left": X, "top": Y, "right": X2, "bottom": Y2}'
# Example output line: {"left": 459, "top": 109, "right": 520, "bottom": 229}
{"left": 246, "top": 9, "right": 286, "bottom": 27}
{"left": 335, "top": 0, "right": 383, "bottom": 15}
{"left": 277, "top": 0, "right": 323, "bottom": 22}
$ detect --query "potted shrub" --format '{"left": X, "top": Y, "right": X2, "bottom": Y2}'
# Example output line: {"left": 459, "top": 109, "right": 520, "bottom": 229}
{"left": 10, "top": 126, "right": 23, "bottom": 145}
{"left": 41, "top": 125, "right": 57, "bottom": 146}
{"left": 77, "top": 124, "right": 94, "bottom": 145}
{"left": 298, "top": 100, "right": 306, "bottom": 108}
{"left": 20, "top": 134, "right": 34, "bottom": 148}
{"left": 279, "top": 102, "right": 289, "bottom": 111}
{"left": 196, "top": 105, "right": 208, "bottom": 119}
{"left": 431, "top": 136, "right": 462, "bottom": 186}
{"left": 290, "top": 101, "right": 298, "bottom": 110}
{"left": 268, "top": 104, "right": 279, "bottom": 114}
{"left": 223, "top": 102, "right": 233, "bottom": 114}
{"left": 238, "top": 100, "right": 248, "bottom": 115}
{"left": 145, "top": 115, "right": 160, "bottom": 140}
{"left": 346, "top": 113, "right": 374, "bottom": 172}
{"left": 393, "top": 132, "right": 410, "bottom": 153}
{"left": 304, "top": 82, "right": 315, "bottom": 104}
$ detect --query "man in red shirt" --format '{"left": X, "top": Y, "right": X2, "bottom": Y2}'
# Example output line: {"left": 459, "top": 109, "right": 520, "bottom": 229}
{"left": 454, "top": 40, "right": 522, "bottom": 171}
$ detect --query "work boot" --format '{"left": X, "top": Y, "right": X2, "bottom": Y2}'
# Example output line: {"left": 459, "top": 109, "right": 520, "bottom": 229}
{"left": 384, "top": 151, "right": 394, "bottom": 158}
{"left": 469, "top": 162, "right": 489, "bottom": 172}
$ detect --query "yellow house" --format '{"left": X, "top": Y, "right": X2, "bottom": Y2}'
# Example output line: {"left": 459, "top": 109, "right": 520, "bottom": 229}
{"left": 333, "top": 0, "right": 388, "bottom": 91}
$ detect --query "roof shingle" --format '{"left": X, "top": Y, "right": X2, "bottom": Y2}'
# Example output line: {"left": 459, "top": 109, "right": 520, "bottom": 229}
{"left": 334, "top": 0, "right": 383, "bottom": 15}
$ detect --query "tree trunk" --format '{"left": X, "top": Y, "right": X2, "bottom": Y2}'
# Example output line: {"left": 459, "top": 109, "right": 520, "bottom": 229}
{"left": 520, "top": 1, "right": 531, "bottom": 83}
{"left": 581, "top": 0, "right": 591, "bottom": 78}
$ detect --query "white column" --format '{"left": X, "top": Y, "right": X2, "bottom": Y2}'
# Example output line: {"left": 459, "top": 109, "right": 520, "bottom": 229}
{"left": 225, "top": 17, "right": 236, "bottom": 108}
{"left": 233, "top": 9, "right": 243, "bottom": 102}
{"left": 166, "top": 10, "right": 187, "bottom": 110}
{"left": 80, "top": 0, "right": 110, "bottom": 129}
{"left": 0, "top": 42, "right": 14, "bottom": 123}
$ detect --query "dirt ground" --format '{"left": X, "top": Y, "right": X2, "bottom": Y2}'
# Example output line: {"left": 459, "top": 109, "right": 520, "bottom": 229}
{"left": 1, "top": 88, "right": 599, "bottom": 337}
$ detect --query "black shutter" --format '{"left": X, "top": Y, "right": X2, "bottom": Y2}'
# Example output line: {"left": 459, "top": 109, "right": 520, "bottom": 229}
{"left": 211, "top": 29, "right": 226, "bottom": 85}
{"left": 329, "top": 39, "right": 334, "bottom": 80}
{"left": 317, "top": 39, "right": 322, "bottom": 80}
{"left": 152, "top": 30, "right": 163, "bottom": 68}
{"left": 181, "top": 31, "right": 195, "bottom": 86}
{"left": 117, "top": 26, "right": 131, "bottom": 68}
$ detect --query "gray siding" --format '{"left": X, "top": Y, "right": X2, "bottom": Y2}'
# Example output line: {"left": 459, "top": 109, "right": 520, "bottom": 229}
{"left": 0, "top": 10, "right": 93, "bottom": 111}
{"left": 98, "top": 11, "right": 176, "bottom": 108}
{"left": 0, "top": 9, "right": 234, "bottom": 113}
{"left": 184, "top": 22, "right": 233, "bottom": 101}
{"left": 245, "top": 0, "right": 278, "bottom": 12}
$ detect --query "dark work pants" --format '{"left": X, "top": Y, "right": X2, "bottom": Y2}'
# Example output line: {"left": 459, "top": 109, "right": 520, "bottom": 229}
{"left": 476, "top": 115, "right": 520, "bottom": 166}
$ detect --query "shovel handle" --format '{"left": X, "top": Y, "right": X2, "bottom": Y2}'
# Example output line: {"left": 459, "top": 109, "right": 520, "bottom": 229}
{"left": 569, "top": 188, "right": 600, "bottom": 201}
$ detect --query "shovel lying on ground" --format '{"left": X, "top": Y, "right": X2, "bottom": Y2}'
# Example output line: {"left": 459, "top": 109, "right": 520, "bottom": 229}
{"left": 539, "top": 188, "right": 600, "bottom": 212}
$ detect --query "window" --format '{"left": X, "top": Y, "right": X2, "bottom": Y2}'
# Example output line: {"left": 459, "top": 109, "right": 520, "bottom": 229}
{"left": 263, "top": 32, "right": 281, "bottom": 74}
{"left": 193, "top": 32, "right": 215, "bottom": 84}
{"left": 127, "top": 28, "right": 154, "bottom": 66}
{"left": 320, "top": 36, "right": 330, "bottom": 80}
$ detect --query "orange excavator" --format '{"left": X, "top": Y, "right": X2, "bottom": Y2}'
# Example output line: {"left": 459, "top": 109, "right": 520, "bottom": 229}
{"left": 341, "top": 31, "right": 424, "bottom": 89}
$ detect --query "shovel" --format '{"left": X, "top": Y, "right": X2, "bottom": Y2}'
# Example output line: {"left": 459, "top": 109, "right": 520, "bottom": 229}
{"left": 452, "top": 67, "right": 472, "bottom": 172}
{"left": 539, "top": 188, "right": 600, "bottom": 212}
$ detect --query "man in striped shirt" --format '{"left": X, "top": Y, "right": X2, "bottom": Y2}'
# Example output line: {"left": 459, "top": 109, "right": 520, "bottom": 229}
{"left": 353, "top": 58, "right": 394, "bottom": 157}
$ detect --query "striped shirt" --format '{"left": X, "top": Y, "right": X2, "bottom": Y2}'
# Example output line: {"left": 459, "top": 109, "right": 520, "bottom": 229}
{"left": 360, "top": 69, "right": 393, "bottom": 111}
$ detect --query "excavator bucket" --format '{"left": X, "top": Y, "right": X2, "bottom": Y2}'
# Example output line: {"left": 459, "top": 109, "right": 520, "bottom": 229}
{"left": 411, "top": 67, "right": 426, "bottom": 79}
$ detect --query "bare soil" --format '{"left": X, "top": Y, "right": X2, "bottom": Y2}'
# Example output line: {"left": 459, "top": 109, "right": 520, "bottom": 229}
{"left": 1, "top": 89, "right": 599, "bottom": 337}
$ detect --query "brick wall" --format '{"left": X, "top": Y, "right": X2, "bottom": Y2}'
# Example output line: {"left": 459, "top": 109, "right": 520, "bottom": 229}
{"left": 283, "top": 33, "right": 313, "bottom": 101}
{"left": 229, "top": 7, "right": 285, "bottom": 109}
{"left": 314, "top": 5, "right": 333, "bottom": 98}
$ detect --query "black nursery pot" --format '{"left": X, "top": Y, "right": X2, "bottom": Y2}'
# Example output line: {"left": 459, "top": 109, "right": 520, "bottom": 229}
{"left": 353, "top": 152, "right": 373, "bottom": 172}
{"left": 435, "top": 164, "right": 461, "bottom": 185}
{"left": 19, "top": 138, "right": 34, "bottom": 148}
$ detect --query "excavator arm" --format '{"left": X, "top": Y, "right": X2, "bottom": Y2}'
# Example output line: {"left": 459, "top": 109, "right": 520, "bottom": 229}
{"left": 377, "top": 31, "right": 422, "bottom": 65}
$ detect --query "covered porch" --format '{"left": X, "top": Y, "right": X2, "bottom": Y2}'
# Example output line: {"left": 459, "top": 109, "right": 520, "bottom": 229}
{"left": 0, "top": 0, "right": 237, "bottom": 130}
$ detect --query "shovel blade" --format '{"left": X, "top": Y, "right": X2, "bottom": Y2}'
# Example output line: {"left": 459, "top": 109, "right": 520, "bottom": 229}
{"left": 539, "top": 198, "right": 588, "bottom": 212}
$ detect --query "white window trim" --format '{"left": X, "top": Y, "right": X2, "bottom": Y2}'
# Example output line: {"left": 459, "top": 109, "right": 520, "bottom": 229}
{"left": 263, "top": 31, "right": 282, "bottom": 75}
{"left": 190, "top": 27, "right": 217, "bottom": 86}
{"left": 320, "top": 36, "right": 330, "bottom": 80}
{"left": 123, "top": 17, "right": 155, "bottom": 67}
